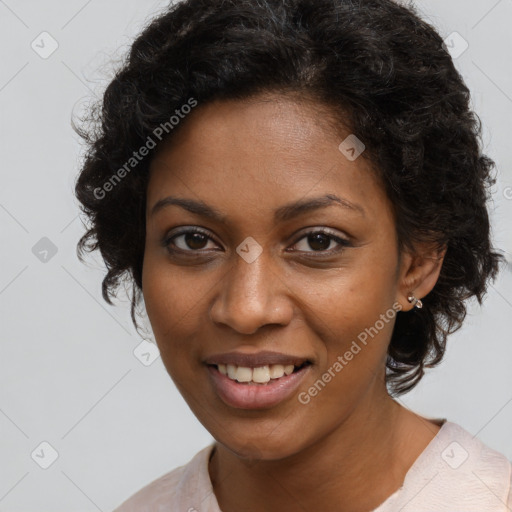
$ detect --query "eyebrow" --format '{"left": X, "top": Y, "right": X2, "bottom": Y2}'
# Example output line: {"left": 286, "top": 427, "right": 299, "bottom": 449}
{"left": 149, "top": 193, "right": 365, "bottom": 222}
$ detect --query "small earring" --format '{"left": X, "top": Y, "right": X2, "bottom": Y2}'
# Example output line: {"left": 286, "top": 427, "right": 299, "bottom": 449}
{"left": 407, "top": 294, "right": 423, "bottom": 309}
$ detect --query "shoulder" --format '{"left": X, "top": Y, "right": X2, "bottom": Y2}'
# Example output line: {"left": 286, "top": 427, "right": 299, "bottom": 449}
{"left": 380, "top": 421, "right": 512, "bottom": 511}
{"left": 438, "top": 422, "right": 511, "bottom": 483}
{"left": 113, "top": 443, "right": 217, "bottom": 512}
{"left": 418, "top": 421, "right": 511, "bottom": 510}
{"left": 507, "top": 465, "right": 512, "bottom": 510}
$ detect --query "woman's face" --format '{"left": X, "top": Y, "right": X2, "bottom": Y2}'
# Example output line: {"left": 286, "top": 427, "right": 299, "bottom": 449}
{"left": 142, "top": 93, "right": 410, "bottom": 460}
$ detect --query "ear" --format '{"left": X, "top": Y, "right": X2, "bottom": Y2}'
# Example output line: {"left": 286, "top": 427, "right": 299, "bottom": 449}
{"left": 396, "top": 242, "right": 447, "bottom": 311}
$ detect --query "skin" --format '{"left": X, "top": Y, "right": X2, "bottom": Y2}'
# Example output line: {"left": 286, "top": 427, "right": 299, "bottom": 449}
{"left": 142, "top": 92, "right": 446, "bottom": 512}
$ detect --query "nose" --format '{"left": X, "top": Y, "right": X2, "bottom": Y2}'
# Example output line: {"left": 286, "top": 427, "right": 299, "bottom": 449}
{"left": 209, "top": 248, "right": 294, "bottom": 335}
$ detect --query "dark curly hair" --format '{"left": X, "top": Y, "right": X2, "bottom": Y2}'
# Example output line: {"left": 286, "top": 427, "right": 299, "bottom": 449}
{"left": 73, "top": 0, "right": 505, "bottom": 395}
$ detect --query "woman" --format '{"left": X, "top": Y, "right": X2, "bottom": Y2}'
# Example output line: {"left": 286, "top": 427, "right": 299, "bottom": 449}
{"left": 74, "top": 0, "right": 511, "bottom": 510}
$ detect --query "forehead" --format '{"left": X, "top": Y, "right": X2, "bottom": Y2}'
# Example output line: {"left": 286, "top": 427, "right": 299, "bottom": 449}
{"left": 146, "top": 93, "right": 390, "bottom": 223}
{"left": 154, "top": 93, "right": 347, "bottom": 160}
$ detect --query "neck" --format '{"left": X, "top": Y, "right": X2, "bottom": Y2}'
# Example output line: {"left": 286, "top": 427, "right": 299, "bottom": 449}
{"left": 209, "top": 387, "right": 438, "bottom": 512}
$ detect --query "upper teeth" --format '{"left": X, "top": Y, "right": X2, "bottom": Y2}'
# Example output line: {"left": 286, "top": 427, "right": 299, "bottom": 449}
{"left": 217, "top": 363, "right": 296, "bottom": 384}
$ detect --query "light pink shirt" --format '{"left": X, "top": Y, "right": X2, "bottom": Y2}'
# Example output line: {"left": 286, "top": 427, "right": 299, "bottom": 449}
{"left": 114, "top": 421, "right": 512, "bottom": 511}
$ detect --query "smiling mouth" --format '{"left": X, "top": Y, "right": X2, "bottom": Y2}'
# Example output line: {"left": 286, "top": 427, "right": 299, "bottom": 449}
{"left": 207, "top": 361, "right": 311, "bottom": 385}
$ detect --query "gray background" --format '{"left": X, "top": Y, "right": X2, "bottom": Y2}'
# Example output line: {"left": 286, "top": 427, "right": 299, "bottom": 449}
{"left": 1, "top": 0, "right": 511, "bottom": 510}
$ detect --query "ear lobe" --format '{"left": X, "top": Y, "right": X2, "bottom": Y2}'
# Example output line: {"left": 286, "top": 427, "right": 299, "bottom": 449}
{"left": 396, "top": 243, "right": 447, "bottom": 311}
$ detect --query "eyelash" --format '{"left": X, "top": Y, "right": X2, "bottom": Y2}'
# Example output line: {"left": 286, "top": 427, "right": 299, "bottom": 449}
{"left": 162, "top": 227, "right": 351, "bottom": 257}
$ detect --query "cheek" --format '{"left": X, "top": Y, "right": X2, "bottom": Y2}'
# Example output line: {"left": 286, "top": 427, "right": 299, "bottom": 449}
{"left": 288, "top": 252, "right": 398, "bottom": 375}
{"left": 292, "top": 284, "right": 396, "bottom": 423}
{"left": 298, "top": 279, "right": 395, "bottom": 362}
{"left": 142, "top": 250, "right": 203, "bottom": 333}
{"left": 141, "top": 254, "right": 199, "bottom": 365}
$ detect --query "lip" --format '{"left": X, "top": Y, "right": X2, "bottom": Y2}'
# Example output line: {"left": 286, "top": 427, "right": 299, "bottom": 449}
{"left": 206, "top": 363, "right": 312, "bottom": 410}
{"left": 203, "top": 350, "right": 312, "bottom": 368}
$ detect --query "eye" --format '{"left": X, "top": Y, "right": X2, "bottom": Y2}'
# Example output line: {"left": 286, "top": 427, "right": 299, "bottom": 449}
{"left": 289, "top": 229, "right": 351, "bottom": 255}
{"left": 162, "top": 227, "right": 351, "bottom": 257}
{"left": 163, "top": 228, "right": 219, "bottom": 253}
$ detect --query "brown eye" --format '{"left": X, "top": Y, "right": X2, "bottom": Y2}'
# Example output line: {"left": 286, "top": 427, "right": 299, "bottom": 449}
{"left": 179, "top": 232, "right": 209, "bottom": 250}
{"left": 163, "top": 228, "right": 219, "bottom": 253}
{"left": 290, "top": 229, "right": 351, "bottom": 255}
{"left": 304, "top": 232, "right": 332, "bottom": 251}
